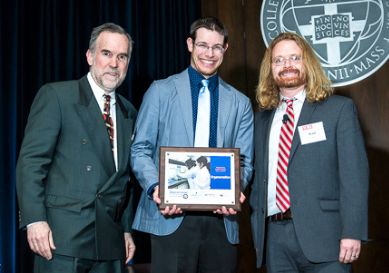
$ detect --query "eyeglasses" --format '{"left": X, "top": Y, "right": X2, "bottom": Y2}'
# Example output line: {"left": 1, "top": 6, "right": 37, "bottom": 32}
{"left": 272, "top": 55, "right": 302, "bottom": 66}
{"left": 195, "top": 43, "right": 226, "bottom": 54}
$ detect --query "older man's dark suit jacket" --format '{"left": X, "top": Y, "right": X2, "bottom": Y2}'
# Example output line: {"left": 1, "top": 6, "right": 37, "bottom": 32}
{"left": 250, "top": 95, "right": 369, "bottom": 267}
{"left": 16, "top": 76, "right": 137, "bottom": 260}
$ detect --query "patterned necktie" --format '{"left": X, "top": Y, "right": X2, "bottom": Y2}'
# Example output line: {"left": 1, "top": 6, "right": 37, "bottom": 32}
{"left": 194, "top": 79, "right": 210, "bottom": 147}
{"left": 276, "top": 98, "right": 296, "bottom": 213}
{"left": 103, "top": 94, "right": 114, "bottom": 154}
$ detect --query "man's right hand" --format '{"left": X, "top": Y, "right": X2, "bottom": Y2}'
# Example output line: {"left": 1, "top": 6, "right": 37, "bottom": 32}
{"left": 27, "top": 222, "right": 56, "bottom": 260}
{"left": 153, "top": 185, "right": 183, "bottom": 216}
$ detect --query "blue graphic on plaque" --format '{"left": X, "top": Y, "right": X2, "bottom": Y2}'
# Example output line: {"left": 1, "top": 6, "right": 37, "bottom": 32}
{"left": 210, "top": 156, "right": 231, "bottom": 189}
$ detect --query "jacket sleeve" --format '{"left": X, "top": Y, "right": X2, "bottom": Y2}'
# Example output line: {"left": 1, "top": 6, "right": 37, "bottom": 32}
{"left": 16, "top": 84, "right": 62, "bottom": 228}
{"left": 121, "top": 178, "right": 135, "bottom": 233}
{"left": 235, "top": 97, "right": 254, "bottom": 191}
{"left": 130, "top": 81, "right": 161, "bottom": 194}
{"left": 337, "top": 99, "right": 369, "bottom": 241}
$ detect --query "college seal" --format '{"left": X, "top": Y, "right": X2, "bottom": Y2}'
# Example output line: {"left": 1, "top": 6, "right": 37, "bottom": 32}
{"left": 261, "top": 0, "right": 389, "bottom": 86}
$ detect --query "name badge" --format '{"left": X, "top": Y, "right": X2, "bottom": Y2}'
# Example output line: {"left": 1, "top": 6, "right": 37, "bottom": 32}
{"left": 298, "top": 122, "right": 326, "bottom": 145}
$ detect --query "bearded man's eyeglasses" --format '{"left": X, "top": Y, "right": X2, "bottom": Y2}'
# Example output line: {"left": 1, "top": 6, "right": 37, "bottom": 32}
{"left": 272, "top": 55, "right": 302, "bottom": 66}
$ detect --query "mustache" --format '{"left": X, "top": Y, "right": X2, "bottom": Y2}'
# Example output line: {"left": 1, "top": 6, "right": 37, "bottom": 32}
{"left": 104, "top": 69, "right": 119, "bottom": 76}
{"left": 278, "top": 68, "right": 300, "bottom": 77}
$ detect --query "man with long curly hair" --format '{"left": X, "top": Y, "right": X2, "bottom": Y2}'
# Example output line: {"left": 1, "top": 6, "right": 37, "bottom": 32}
{"left": 250, "top": 32, "right": 369, "bottom": 272}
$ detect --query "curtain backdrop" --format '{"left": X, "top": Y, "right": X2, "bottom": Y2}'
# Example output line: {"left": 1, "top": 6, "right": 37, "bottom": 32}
{"left": 0, "top": 1, "right": 201, "bottom": 272}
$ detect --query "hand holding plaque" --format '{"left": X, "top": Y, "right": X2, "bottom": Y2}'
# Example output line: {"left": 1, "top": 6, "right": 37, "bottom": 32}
{"left": 153, "top": 185, "right": 183, "bottom": 215}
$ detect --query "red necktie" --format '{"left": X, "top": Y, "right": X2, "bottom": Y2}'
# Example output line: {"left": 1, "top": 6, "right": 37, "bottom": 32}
{"left": 103, "top": 94, "right": 114, "bottom": 154}
{"left": 276, "top": 98, "right": 295, "bottom": 213}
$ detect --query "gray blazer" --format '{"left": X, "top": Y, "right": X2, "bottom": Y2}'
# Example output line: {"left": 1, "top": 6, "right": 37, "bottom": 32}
{"left": 250, "top": 95, "right": 369, "bottom": 267}
{"left": 16, "top": 76, "right": 137, "bottom": 260}
{"left": 131, "top": 69, "right": 254, "bottom": 244}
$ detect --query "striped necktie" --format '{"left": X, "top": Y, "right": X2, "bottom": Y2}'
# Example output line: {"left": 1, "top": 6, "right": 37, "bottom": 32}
{"left": 276, "top": 98, "right": 296, "bottom": 213}
{"left": 103, "top": 94, "right": 114, "bottom": 154}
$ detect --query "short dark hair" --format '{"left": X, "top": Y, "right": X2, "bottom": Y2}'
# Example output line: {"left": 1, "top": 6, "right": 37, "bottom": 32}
{"left": 189, "top": 17, "right": 228, "bottom": 45}
{"left": 89, "top": 22, "right": 134, "bottom": 58}
{"left": 196, "top": 156, "right": 208, "bottom": 165}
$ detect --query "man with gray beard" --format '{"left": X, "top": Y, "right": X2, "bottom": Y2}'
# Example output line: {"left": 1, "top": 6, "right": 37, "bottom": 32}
{"left": 16, "top": 23, "right": 137, "bottom": 272}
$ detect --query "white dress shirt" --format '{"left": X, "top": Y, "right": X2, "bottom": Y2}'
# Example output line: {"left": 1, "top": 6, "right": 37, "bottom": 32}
{"left": 267, "top": 90, "right": 306, "bottom": 216}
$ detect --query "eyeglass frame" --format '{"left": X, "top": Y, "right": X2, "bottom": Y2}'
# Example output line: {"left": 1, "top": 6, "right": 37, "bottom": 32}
{"left": 272, "top": 55, "right": 303, "bottom": 66}
{"left": 194, "top": 42, "right": 226, "bottom": 54}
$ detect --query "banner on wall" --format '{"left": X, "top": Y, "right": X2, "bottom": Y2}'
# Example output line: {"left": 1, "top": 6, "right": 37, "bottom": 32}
{"left": 261, "top": 0, "right": 389, "bottom": 86}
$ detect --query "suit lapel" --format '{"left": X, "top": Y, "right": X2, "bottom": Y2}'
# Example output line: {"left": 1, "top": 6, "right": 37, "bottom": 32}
{"left": 73, "top": 76, "right": 116, "bottom": 177}
{"left": 217, "top": 80, "right": 233, "bottom": 147}
{"left": 263, "top": 110, "right": 276, "bottom": 173}
{"left": 174, "top": 70, "right": 194, "bottom": 146}
{"left": 259, "top": 109, "right": 275, "bottom": 205}
{"left": 98, "top": 95, "right": 134, "bottom": 193}
{"left": 115, "top": 95, "right": 132, "bottom": 174}
{"left": 289, "top": 100, "right": 317, "bottom": 162}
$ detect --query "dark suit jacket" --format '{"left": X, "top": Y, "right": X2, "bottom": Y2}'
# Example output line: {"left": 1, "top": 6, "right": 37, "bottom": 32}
{"left": 250, "top": 95, "right": 369, "bottom": 267}
{"left": 16, "top": 76, "right": 137, "bottom": 260}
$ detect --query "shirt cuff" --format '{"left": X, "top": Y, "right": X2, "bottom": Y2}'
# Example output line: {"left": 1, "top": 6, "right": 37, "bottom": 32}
{"left": 147, "top": 183, "right": 159, "bottom": 200}
{"left": 27, "top": 221, "right": 46, "bottom": 228}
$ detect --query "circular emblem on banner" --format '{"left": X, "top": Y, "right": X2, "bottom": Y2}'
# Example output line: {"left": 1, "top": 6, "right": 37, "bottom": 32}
{"left": 261, "top": 0, "right": 389, "bottom": 86}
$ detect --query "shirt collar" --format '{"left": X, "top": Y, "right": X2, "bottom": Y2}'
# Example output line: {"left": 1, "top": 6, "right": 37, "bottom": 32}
{"left": 87, "top": 72, "right": 116, "bottom": 104}
{"left": 280, "top": 89, "right": 306, "bottom": 103}
{"left": 278, "top": 89, "right": 306, "bottom": 109}
{"left": 188, "top": 65, "right": 219, "bottom": 91}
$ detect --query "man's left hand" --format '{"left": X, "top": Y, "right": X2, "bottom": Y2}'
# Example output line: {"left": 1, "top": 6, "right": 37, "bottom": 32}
{"left": 339, "top": 238, "right": 361, "bottom": 264}
{"left": 213, "top": 192, "right": 246, "bottom": 216}
{"left": 124, "top": 232, "right": 136, "bottom": 264}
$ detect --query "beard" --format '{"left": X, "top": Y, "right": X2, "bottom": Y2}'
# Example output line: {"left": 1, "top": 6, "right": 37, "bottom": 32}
{"left": 274, "top": 68, "right": 306, "bottom": 89}
{"left": 92, "top": 67, "right": 126, "bottom": 93}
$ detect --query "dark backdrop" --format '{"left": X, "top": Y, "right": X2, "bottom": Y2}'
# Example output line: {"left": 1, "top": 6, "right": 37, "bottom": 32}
{"left": 0, "top": 1, "right": 201, "bottom": 272}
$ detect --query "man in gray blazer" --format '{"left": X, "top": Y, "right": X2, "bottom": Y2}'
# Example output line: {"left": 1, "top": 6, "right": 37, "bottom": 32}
{"left": 16, "top": 23, "right": 137, "bottom": 272}
{"left": 250, "top": 32, "right": 369, "bottom": 272}
{"left": 131, "top": 17, "right": 253, "bottom": 272}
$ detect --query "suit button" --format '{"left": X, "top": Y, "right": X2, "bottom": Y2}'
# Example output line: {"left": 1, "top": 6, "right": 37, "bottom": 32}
{"left": 261, "top": 209, "right": 265, "bottom": 214}
{"left": 86, "top": 166, "right": 92, "bottom": 171}
{"left": 82, "top": 139, "right": 87, "bottom": 144}
{"left": 96, "top": 194, "right": 101, "bottom": 198}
